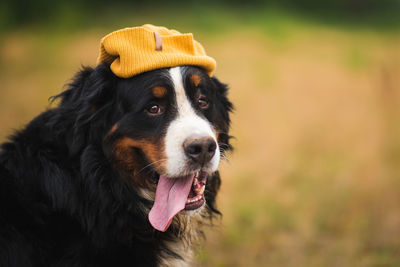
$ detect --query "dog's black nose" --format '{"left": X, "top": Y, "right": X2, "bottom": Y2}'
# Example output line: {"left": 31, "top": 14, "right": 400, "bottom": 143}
{"left": 183, "top": 137, "right": 217, "bottom": 165}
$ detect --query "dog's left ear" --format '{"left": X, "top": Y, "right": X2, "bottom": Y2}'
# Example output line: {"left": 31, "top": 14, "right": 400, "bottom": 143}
{"left": 211, "top": 76, "right": 234, "bottom": 151}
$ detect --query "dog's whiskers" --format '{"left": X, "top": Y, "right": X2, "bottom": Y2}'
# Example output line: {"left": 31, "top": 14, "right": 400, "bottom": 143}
{"left": 137, "top": 159, "right": 168, "bottom": 175}
{"left": 219, "top": 148, "right": 230, "bottom": 162}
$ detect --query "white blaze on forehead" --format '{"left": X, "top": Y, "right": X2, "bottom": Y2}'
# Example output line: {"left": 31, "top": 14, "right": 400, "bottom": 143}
{"left": 165, "top": 67, "right": 220, "bottom": 177}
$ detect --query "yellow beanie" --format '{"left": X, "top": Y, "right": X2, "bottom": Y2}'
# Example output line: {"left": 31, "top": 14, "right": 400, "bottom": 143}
{"left": 96, "top": 24, "right": 216, "bottom": 78}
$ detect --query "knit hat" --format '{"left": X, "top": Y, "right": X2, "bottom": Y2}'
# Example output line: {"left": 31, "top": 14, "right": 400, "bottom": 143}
{"left": 96, "top": 24, "right": 216, "bottom": 78}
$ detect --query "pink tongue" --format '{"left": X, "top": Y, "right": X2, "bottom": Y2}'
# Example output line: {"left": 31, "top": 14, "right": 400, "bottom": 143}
{"left": 148, "top": 174, "right": 194, "bottom": 232}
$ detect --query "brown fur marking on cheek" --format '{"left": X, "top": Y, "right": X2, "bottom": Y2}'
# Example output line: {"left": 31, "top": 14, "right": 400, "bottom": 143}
{"left": 113, "top": 137, "right": 167, "bottom": 186}
{"left": 140, "top": 139, "right": 167, "bottom": 171}
{"left": 117, "top": 137, "right": 166, "bottom": 171}
{"left": 152, "top": 86, "right": 167, "bottom": 98}
{"left": 113, "top": 138, "right": 138, "bottom": 171}
{"left": 190, "top": 74, "right": 201, "bottom": 87}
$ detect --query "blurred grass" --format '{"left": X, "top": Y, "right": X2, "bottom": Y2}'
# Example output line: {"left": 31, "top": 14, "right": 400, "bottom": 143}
{"left": 1, "top": 5, "right": 400, "bottom": 267}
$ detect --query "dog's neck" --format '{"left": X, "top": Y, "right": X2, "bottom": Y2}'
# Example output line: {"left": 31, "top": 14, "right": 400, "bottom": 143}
{"left": 136, "top": 186, "right": 206, "bottom": 265}
{"left": 159, "top": 240, "right": 194, "bottom": 267}
{"left": 157, "top": 208, "right": 206, "bottom": 266}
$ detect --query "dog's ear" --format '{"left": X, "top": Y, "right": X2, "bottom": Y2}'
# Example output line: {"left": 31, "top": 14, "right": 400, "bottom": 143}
{"left": 57, "top": 64, "right": 115, "bottom": 111}
{"left": 211, "top": 76, "right": 234, "bottom": 152}
{"left": 54, "top": 63, "right": 118, "bottom": 156}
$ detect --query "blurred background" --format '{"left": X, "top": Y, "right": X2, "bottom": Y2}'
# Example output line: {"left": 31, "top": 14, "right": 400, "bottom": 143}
{"left": 1, "top": 0, "right": 400, "bottom": 266}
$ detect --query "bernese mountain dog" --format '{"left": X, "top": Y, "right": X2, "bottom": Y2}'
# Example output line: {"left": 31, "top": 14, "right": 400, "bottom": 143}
{"left": 0, "top": 62, "right": 232, "bottom": 266}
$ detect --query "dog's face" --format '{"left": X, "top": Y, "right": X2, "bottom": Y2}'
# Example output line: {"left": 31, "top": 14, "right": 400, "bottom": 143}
{"left": 100, "top": 65, "right": 232, "bottom": 231}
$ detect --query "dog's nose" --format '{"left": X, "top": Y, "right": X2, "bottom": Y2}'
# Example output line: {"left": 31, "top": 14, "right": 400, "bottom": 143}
{"left": 183, "top": 136, "right": 217, "bottom": 165}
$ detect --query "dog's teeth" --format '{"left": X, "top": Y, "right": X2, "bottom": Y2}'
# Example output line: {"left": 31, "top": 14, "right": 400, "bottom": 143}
{"left": 186, "top": 194, "right": 203, "bottom": 204}
{"left": 199, "top": 185, "right": 205, "bottom": 195}
{"left": 194, "top": 185, "right": 205, "bottom": 195}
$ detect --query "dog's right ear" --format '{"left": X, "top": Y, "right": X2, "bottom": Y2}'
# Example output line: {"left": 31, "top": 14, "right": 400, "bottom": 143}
{"left": 55, "top": 63, "right": 115, "bottom": 111}
{"left": 52, "top": 63, "right": 118, "bottom": 156}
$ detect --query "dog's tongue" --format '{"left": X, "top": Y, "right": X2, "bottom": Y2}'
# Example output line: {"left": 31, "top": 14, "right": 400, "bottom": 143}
{"left": 148, "top": 174, "right": 194, "bottom": 232}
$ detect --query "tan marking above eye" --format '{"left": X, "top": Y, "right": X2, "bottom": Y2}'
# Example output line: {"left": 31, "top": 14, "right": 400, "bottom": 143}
{"left": 152, "top": 86, "right": 167, "bottom": 98}
{"left": 190, "top": 74, "right": 201, "bottom": 87}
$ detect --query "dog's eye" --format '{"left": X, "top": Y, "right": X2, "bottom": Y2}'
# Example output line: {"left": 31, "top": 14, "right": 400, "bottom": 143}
{"left": 198, "top": 97, "right": 209, "bottom": 109}
{"left": 146, "top": 104, "right": 163, "bottom": 115}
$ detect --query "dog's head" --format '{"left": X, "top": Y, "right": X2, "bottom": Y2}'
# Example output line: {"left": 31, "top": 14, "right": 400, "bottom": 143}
{"left": 57, "top": 63, "right": 232, "bottom": 232}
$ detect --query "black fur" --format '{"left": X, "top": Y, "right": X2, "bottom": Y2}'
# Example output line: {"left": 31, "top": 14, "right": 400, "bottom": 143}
{"left": 0, "top": 63, "right": 232, "bottom": 266}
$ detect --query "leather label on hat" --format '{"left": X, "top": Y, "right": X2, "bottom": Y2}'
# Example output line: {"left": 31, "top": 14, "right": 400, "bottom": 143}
{"left": 154, "top": 32, "right": 162, "bottom": 51}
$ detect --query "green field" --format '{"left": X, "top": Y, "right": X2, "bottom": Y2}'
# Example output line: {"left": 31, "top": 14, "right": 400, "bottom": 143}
{"left": 1, "top": 7, "right": 400, "bottom": 266}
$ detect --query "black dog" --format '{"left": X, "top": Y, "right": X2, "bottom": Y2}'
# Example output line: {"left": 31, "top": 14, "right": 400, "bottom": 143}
{"left": 0, "top": 63, "right": 232, "bottom": 266}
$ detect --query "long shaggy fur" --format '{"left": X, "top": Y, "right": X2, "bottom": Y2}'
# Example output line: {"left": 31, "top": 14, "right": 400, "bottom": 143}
{"left": 0, "top": 63, "right": 232, "bottom": 267}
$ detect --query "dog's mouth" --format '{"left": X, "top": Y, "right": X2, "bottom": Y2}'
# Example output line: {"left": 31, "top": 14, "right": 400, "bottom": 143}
{"left": 148, "top": 171, "right": 207, "bottom": 232}
{"left": 185, "top": 171, "right": 207, "bottom": 210}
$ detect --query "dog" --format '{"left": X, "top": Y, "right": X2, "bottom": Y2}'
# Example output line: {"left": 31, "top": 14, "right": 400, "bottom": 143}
{"left": 0, "top": 62, "right": 232, "bottom": 266}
